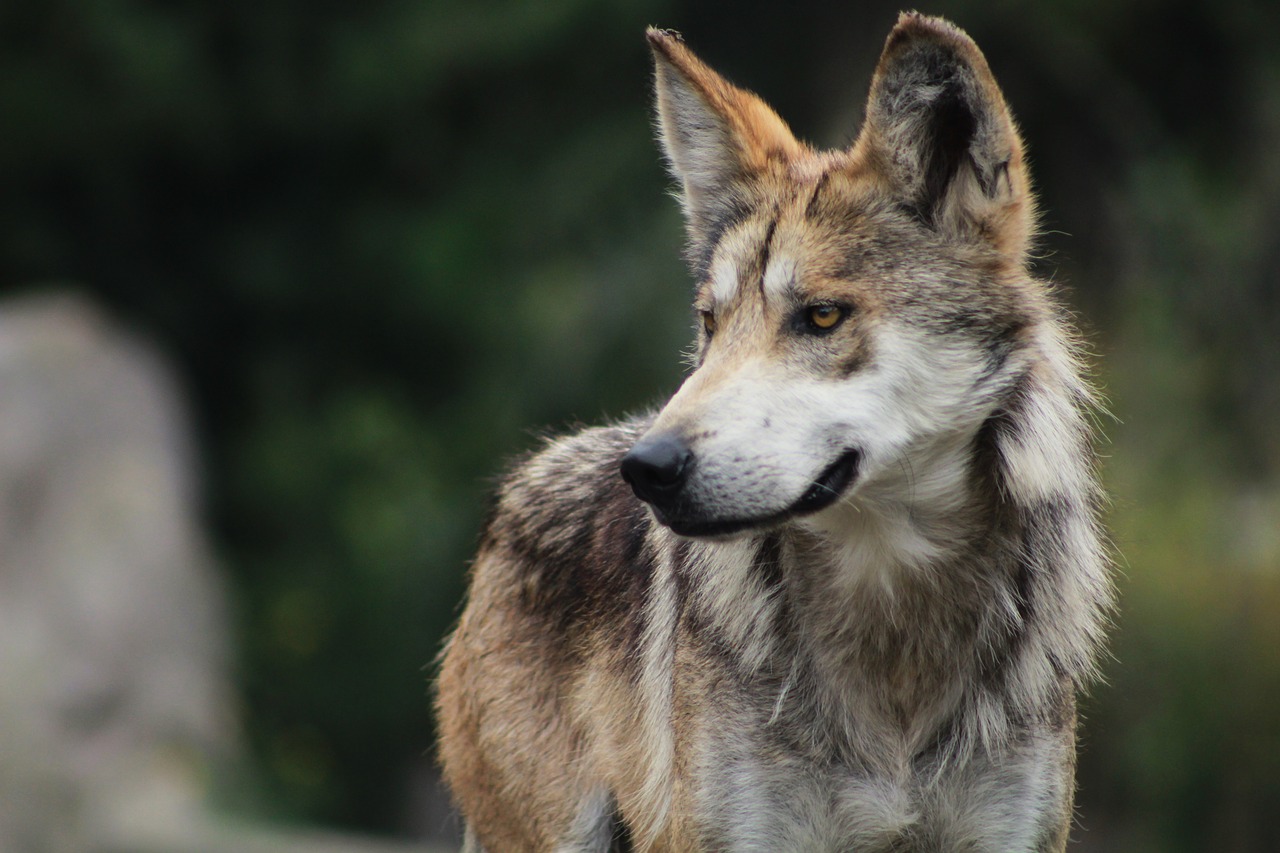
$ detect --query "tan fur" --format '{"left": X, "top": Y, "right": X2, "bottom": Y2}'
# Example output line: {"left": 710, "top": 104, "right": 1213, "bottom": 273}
{"left": 437, "top": 14, "right": 1110, "bottom": 852}
{"left": 648, "top": 29, "right": 807, "bottom": 172}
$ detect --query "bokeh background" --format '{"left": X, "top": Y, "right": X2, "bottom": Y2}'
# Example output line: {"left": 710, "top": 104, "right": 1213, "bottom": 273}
{"left": 1, "top": 1, "right": 1278, "bottom": 851}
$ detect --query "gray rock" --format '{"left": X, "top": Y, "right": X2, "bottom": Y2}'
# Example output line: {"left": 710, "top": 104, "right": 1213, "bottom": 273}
{"left": 0, "top": 293, "right": 233, "bottom": 851}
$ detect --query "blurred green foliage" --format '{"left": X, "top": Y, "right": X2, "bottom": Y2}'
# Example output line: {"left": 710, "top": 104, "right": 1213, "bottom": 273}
{"left": 2, "top": 0, "right": 1278, "bottom": 849}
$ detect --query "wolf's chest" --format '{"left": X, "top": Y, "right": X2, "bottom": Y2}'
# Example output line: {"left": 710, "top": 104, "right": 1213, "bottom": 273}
{"left": 683, "top": 727, "right": 1066, "bottom": 852}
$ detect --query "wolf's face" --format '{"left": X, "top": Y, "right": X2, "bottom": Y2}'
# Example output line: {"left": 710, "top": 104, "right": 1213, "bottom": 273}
{"left": 623, "top": 25, "right": 1039, "bottom": 538}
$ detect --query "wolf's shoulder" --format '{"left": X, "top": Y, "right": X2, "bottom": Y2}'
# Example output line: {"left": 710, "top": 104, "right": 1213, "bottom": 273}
{"left": 492, "top": 415, "right": 652, "bottom": 532}
{"left": 478, "top": 416, "right": 659, "bottom": 630}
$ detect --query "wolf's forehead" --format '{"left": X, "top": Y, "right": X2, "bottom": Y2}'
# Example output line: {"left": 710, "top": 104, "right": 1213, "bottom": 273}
{"left": 705, "top": 202, "right": 881, "bottom": 305}
{"left": 707, "top": 217, "right": 795, "bottom": 304}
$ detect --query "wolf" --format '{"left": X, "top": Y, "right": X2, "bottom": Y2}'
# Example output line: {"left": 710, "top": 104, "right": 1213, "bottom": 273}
{"left": 436, "top": 12, "right": 1112, "bottom": 852}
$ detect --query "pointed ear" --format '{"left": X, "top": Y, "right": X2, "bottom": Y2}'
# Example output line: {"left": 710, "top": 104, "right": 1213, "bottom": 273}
{"left": 853, "top": 14, "right": 1035, "bottom": 262}
{"left": 647, "top": 28, "right": 804, "bottom": 266}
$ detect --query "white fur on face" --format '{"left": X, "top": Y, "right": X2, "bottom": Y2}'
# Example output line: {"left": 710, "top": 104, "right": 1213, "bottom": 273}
{"left": 760, "top": 251, "right": 798, "bottom": 302}
{"left": 649, "top": 322, "right": 999, "bottom": 538}
{"left": 707, "top": 252, "right": 740, "bottom": 306}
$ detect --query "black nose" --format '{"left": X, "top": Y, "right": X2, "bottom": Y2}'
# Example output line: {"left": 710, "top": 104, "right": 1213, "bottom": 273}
{"left": 620, "top": 433, "right": 693, "bottom": 506}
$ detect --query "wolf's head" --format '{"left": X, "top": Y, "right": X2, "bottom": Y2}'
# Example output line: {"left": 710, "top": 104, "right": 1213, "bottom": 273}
{"left": 622, "top": 14, "right": 1053, "bottom": 540}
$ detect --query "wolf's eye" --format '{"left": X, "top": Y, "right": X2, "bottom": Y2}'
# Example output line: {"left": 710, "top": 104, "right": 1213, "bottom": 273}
{"left": 700, "top": 310, "right": 717, "bottom": 337}
{"left": 805, "top": 304, "right": 844, "bottom": 331}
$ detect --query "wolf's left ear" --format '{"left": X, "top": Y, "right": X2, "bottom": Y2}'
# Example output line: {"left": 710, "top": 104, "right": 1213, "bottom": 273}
{"left": 853, "top": 14, "right": 1035, "bottom": 262}
{"left": 648, "top": 28, "right": 804, "bottom": 267}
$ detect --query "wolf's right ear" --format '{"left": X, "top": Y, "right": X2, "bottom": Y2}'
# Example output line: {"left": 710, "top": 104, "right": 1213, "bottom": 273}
{"left": 648, "top": 29, "right": 803, "bottom": 267}
{"left": 853, "top": 14, "right": 1035, "bottom": 262}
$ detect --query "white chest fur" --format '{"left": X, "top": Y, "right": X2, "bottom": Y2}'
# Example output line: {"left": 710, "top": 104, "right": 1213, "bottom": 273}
{"left": 690, "top": 723, "right": 1069, "bottom": 852}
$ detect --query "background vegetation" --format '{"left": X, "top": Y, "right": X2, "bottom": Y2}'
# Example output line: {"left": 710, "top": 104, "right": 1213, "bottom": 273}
{"left": 2, "top": 0, "right": 1277, "bottom": 849}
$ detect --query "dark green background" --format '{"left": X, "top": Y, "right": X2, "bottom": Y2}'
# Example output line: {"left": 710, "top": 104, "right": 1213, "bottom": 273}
{"left": 3, "top": 1, "right": 1278, "bottom": 850}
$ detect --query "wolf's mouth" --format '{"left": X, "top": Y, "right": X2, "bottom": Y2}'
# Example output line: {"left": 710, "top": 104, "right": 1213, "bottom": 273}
{"left": 791, "top": 449, "right": 861, "bottom": 515}
{"left": 654, "top": 449, "right": 861, "bottom": 538}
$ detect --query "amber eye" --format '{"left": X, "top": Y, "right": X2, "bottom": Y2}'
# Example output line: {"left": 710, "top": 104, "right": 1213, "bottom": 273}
{"left": 700, "top": 310, "right": 717, "bottom": 337}
{"left": 806, "top": 303, "right": 844, "bottom": 331}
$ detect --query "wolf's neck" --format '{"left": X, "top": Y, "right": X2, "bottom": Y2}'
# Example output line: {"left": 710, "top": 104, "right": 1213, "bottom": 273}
{"left": 776, "top": 362, "right": 1106, "bottom": 761}
{"left": 677, "top": 361, "right": 1107, "bottom": 759}
{"left": 801, "top": 426, "right": 987, "bottom": 594}
{"left": 772, "top": 425, "right": 1019, "bottom": 759}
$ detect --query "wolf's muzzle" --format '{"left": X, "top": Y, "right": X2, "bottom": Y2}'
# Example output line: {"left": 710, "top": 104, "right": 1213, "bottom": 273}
{"left": 622, "top": 435, "right": 863, "bottom": 537}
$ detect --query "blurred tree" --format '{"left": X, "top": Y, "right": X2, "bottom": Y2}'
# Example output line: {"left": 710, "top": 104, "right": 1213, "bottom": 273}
{"left": 0, "top": 0, "right": 687, "bottom": 832}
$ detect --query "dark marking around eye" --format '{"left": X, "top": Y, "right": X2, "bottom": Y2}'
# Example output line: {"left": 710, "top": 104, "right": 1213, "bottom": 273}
{"left": 700, "top": 310, "right": 717, "bottom": 337}
{"left": 807, "top": 304, "right": 843, "bottom": 330}
{"left": 791, "top": 302, "right": 850, "bottom": 335}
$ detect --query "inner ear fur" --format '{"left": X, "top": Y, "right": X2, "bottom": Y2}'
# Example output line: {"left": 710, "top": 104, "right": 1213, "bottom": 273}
{"left": 647, "top": 28, "right": 805, "bottom": 267}
{"left": 852, "top": 13, "right": 1035, "bottom": 262}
